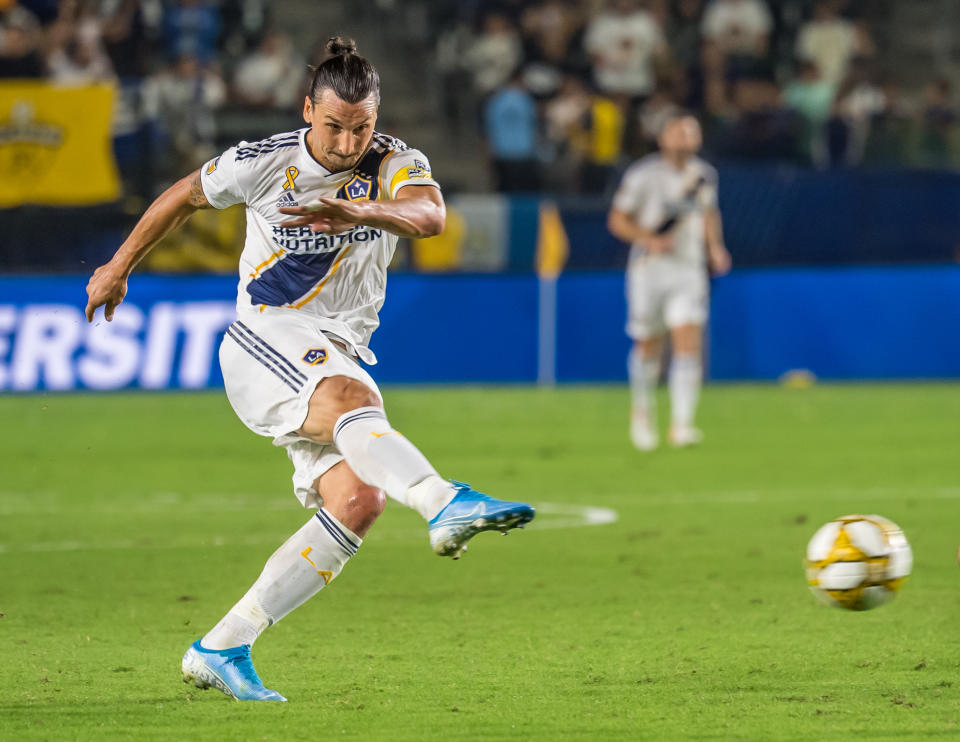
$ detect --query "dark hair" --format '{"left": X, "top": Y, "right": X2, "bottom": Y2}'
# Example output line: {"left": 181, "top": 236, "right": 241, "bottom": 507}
{"left": 308, "top": 36, "right": 380, "bottom": 105}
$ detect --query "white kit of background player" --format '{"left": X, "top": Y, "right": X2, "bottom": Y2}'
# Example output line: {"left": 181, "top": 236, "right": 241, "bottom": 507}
{"left": 84, "top": 38, "right": 534, "bottom": 702}
{"left": 608, "top": 115, "right": 731, "bottom": 451}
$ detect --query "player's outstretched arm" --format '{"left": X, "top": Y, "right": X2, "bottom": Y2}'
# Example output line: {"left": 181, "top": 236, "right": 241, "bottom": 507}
{"left": 278, "top": 185, "right": 445, "bottom": 239}
{"left": 85, "top": 170, "right": 211, "bottom": 322}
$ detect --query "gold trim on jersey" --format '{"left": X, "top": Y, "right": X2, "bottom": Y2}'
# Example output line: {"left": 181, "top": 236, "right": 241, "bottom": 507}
{"left": 377, "top": 150, "right": 397, "bottom": 201}
{"left": 290, "top": 244, "right": 354, "bottom": 309}
{"left": 248, "top": 248, "right": 286, "bottom": 279}
{"left": 389, "top": 164, "right": 433, "bottom": 198}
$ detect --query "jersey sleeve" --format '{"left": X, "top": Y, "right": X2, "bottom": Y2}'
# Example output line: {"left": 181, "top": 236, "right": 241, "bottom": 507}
{"left": 611, "top": 165, "right": 646, "bottom": 213}
{"left": 382, "top": 149, "right": 440, "bottom": 200}
{"left": 199, "top": 145, "right": 247, "bottom": 209}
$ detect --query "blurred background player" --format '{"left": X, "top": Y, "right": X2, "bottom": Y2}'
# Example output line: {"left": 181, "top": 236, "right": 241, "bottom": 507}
{"left": 607, "top": 114, "right": 731, "bottom": 450}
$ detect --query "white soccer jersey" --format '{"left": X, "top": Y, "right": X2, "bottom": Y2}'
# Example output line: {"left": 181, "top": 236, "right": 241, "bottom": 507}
{"left": 611, "top": 154, "right": 718, "bottom": 268}
{"left": 200, "top": 127, "right": 439, "bottom": 364}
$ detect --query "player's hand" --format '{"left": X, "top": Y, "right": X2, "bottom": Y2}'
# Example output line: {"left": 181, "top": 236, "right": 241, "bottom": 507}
{"left": 278, "top": 197, "right": 363, "bottom": 234}
{"left": 646, "top": 234, "right": 672, "bottom": 254}
{"left": 85, "top": 260, "right": 128, "bottom": 322}
{"left": 708, "top": 244, "right": 732, "bottom": 276}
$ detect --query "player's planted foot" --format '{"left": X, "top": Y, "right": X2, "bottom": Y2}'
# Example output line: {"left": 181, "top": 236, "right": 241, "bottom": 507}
{"left": 630, "top": 412, "right": 659, "bottom": 451}
{"left": 181, "top": 639, "right": 286, "bottom": 701}
{"left": 668, "top": 425, "right": 703, "bottom": 448}
{"left": 429, "top": 481, "right": 535, "bottom": 559}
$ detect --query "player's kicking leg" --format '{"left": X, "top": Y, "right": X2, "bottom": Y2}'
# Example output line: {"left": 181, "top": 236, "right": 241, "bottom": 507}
{"left": 182, "top": 462, "right": 383, "bottom": 701}
{"left": 667, "top": 323, "right": 704, "bottom": 447}
{"left": 303, "top": 376, "right": 535, "bottom": 559}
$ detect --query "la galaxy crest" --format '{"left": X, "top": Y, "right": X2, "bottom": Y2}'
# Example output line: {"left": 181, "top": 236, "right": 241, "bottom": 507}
{"left": 302, "top": 348, "right": 328, "bottom": 366}
{"left": 344, "top": 174, "right": 373, "bottom": 201}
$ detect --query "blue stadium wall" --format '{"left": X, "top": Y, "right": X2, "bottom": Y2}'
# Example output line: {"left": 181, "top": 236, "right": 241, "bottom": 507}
{"left": 0, "top": 265, "right": 957, "bottom": 391}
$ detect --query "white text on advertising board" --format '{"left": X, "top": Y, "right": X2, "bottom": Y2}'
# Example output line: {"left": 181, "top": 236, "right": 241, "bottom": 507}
{"left": 0, "top": 302, "right": 235, "bottom": 391}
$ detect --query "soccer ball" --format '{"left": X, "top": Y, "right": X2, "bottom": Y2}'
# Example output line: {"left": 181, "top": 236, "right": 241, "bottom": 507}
{"left": 805, "top": 514, "right": 912, "bottom": 611}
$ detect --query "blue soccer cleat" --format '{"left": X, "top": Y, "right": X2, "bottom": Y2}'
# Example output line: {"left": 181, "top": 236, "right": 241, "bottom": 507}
{"left": 181, "top": 639, "right": 286, "bottom": 702}
{"left": 429, "top": 481, "right": 535, "bottom": 559}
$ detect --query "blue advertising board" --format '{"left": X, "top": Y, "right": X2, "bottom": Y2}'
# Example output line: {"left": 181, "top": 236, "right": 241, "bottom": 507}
{"left": 0, "top": 273, "right": 540, "bottom": 391}
{"left": 0, "top": 266, "right": 957, "bottom": 391}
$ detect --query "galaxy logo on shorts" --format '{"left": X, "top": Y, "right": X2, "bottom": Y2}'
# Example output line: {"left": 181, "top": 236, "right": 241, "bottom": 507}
{"left": 302, "top": 348, "right": 329, "bottom": 366}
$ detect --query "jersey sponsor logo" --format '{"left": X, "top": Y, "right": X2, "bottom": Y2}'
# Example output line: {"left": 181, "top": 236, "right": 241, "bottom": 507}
{"left": 344, "top": 174, "right": 373, "bottom": 201}
{"left": 276, "top": 191, "right": 299, "bottom": 208}
{"left": 301, "top": 348, "right": 328, "bottom": 366}
{"left": 269, "top": 224, "right": 382, "bottom": 253}
{"left": 206, "top": 156, "right": 220, "bottom": 174}
{"left": 281, "top": 165, "right": 299, "bottom": 191}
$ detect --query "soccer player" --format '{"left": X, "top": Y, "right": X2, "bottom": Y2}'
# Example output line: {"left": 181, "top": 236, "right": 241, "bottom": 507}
{"left": 84, "top": 38, "right": 535, "bottom": 702}
{"left": 607, "top": 114, "right": 731, "bottom": 451}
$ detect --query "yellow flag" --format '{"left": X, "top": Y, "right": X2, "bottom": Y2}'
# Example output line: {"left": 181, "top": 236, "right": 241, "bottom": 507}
{"left": 0, "top": 82, "right": 120, "bottom": 207}
{"left": 535, "top": 201, "right": 569, "bottom": 279}
{"left": 412, "top": 204, "right": 465, "bottom": 271}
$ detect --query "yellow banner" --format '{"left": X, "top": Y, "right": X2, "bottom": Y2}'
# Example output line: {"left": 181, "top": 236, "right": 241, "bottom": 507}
{"left": 0, "top": 82, "right": 120, "bottom": 207}
{"left": 535, "top": 201, "right": 569, "bottom": 279}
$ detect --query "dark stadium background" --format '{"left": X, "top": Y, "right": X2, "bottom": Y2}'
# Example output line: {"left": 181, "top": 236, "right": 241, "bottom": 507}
{"left": 0, "top": 0, "right": 957, "bottom": 386}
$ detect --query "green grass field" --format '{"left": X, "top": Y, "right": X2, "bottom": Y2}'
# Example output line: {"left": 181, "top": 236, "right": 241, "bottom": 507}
{"left": 1, "top": 383, "right": 959, "bottom": 740}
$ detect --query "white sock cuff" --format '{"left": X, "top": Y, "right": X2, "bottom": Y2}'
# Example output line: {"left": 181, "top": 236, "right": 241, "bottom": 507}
{"left": 315, "top": 506, "right": 362, "bottom": 558}
{"left": 333, "top": 406, "right": 387, "bottom": 442}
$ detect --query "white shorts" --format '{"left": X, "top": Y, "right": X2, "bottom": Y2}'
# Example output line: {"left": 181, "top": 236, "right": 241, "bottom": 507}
{"left": 219, "top": 310, "right": 382, "bottom": 509}
{"left": 626, "top": 260, "right": 708, "bottom": 341}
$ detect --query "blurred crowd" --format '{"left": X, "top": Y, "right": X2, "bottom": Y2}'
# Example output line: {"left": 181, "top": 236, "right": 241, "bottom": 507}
{"left": 2, "top": 0, "right": 958, "bottom": 202}
{"left": 0, "top": 0, "right": 310, "bottom": 191}
{"left": 434, "top": 0, "right": 960, "bottom": 194}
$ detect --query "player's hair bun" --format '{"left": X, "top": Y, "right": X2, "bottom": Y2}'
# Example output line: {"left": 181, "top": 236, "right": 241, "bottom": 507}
{"left": 309, "top": 35, "right": 379, "bottom": 104}
{"left": 326, "top": 36, "right": 357, "bottom": 58}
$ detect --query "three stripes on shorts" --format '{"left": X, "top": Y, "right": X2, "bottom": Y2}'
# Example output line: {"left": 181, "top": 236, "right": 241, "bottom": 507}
{"left": 225, "top": 321, "right": 306, "bottom": 392}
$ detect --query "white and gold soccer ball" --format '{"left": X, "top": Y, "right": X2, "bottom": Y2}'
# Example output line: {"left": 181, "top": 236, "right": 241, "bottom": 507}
{"left": 805, "top": 514, "right": 912, "bottom": 611}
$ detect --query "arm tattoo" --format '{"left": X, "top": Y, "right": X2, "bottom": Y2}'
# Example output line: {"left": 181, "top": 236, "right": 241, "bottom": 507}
{"left": 187, "top": 172, "right": 211, "bottom": 209}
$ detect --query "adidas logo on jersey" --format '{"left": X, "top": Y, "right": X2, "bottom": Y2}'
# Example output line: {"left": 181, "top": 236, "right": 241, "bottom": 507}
{"left": 276, "top": 191, "right": 299, "bottom": 208}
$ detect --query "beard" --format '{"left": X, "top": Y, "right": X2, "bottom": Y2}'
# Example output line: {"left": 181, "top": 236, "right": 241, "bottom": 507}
{"left": 324, "top": 151, "right": 363, "bottom": 170}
